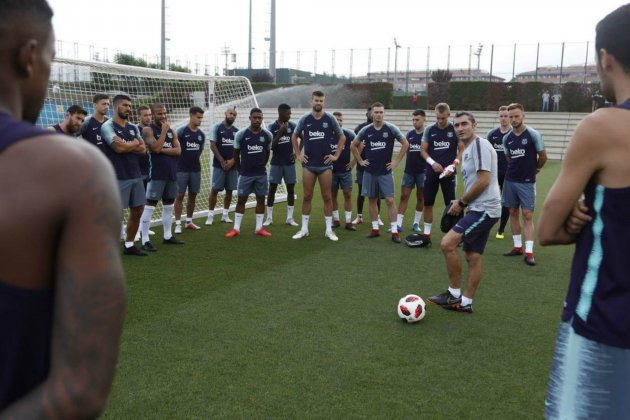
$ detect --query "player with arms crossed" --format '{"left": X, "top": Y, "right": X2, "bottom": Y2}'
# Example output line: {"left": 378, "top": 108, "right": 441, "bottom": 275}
{"left": 0, "top": 0, "right": 125, "bottom": 416}
{"left": 291, "top": 90, "right": 346, "bottom": 241}
{"left": 538, "top": 4, "right": 630, "bottom": 417}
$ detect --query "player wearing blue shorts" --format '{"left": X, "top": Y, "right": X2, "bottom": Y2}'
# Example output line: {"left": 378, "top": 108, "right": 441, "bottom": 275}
{"left": 486, "top": 105, "right": 511, "bottom": 239}
{"left": 264, "top": 103, "right": 299, "bottom": 227}
{"left": 420, "top": 103, "right": 464, "bottom": 240}
{"left": 291, "top": 91, "right": 346, "bottom": 241}
{"left": 225, "top": 108, "right": 273, "bottom": 238}
{"left": 331, "top": 112, "right": 357, "bottom": 231}
{"left": 139, "top": 104, "right": 184, "bottom": 251}
{"left": 539, "top": 6, "right": 630, "bottom": 416}
{"left": 101, "top": 95, "right": 148, "bottom": 256}
{"left": 206, "top": 108, "right": 238, "bottom": 225}
{"left": 47, "top": 105, "right": 86, "bottom": 136}
{"left": 352, "top": 102, "right": 409, "bottom": 243}
{"left": 428, "top": 112, "right": 501, "bottom": 313}
{"left": 397, "top": 109, "right": 427, "bottom": 233}
{"left": 80, "top": 93, "right": 110, "bottom": 154}
{"left": 502, "top": 103, "right": 547, "bottom": 265}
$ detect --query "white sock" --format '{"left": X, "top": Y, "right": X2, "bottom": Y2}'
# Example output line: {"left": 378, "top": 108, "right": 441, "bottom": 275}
{"left": 390, "top": 222, "right": 398, "bottom": 234}
{"left": 372, "top": 221, "right": 379, "bottom": 230}
{"left": 424, "top": 222, "right": 432, "bottom": 236}
{"left": 124, "top": 241, "right": 134, "bottom": 248}
{"left": 162, "top": 204, "right": 174, "bottom": 240}
{"left": 176, "top": 220, "right": 182, "bottom": 226}
{"left": 325, "top": 216, "right": 333, "bottom": 231}
{"left": 345, "top": 211, "right": 352, "bottom": 223}
{"left": 223, "top": 209, "right": 229, "bottom": 218}
{"left": 461, "top": 296, "right": 473, "bottom": 306}
{"left": 525, "top": 240, "right": 534, "bottom": 254}
{"left": 513, "top": 234, "right": 523, "bottom": 248}
{"left": 256, "top": 213, "right": 263, "bottom": 231}
{"left": 448, "top": 287, "right": 461, "bottom": 298}
{"left": 186, "top": 217, "right": 192, "bottom": 224}
{"left": 207, "top": 209, "right": 214, "bottom": 221}
{"left": 396, "top": 214, "right": 403, "bottom": 226}
{"left": 140, "top": 205, "right": 156, "bottom": 244}
{"left": 332, "top": 210, "right": 339, "bottom": 221}
{"left": 302, "top": 215, "right": 310, "bottom": 231}
{"left": 234, "top": 213, "right": 243, "bottom": 231}
{"left": 287, "top": 205, "right": 294, "bottom": 220}
{"left": 266, "top": 206, "right": 273, "bottom": 220}
{"left": 414, "top": 211, "right": 423, "bottom": 224}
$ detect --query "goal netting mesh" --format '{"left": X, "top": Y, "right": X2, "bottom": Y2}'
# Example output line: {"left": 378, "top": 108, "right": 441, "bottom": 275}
{"left": 38, "top": 58, "right": 287, "bottom": 224}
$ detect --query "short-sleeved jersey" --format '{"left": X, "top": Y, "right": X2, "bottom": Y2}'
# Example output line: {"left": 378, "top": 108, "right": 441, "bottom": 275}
{"left": 486, "top": 127, "right": 510, "bottom": 177}
{"left": 80, "top": 115, "right": 109, "bottom": 154}
{"left": 354, "top": 120, "right": 372, "bottom": 135}
{"left": 136, "top": 124, "right": 150, "bottom": 176}
{"left": 332, "top": 128, "right": 355, "bottom": 173}
{"left": 101, "top": 119, "right": 142, "bottom": 180}
{"left": 404, "top": 129, "right": 426, "bottom": 175}
{"left": 52, "top": 124, "right": 64, "bottom": 134}
{"left": 148, "top": 123, "right": 178, "bottom": 181}
{"left": 210, "top": 122, "right": 238, "bottom": 168}
{"left": 176, "top": 125, "right": 205, "bottom": 172}
{"left": 422, "top": 122, "right": 459, "bottom": 166}
{"left": 502, "top": 126, "right": 544, "bottom": 183}
{"left": 233, "top": 127, "right": 273, "bottom": 177}
{"left": 268, "top": 120, "right": 297, "bottom": 166}
{"left": 461, "top": 137, "right": 501, "bottom": 218}
{"left": 356, "top": 122, "right": 405, "bottom": 176}
{"left": 294, "top": 112, "right": 343, "bottom": 168}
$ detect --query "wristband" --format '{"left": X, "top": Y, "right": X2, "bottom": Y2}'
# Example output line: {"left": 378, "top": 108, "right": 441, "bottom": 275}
{"left": 453, "top": 159, "right": 460, "bottom": 166}
{"left": 427, "top": 157, "right": 436, "bottom": 166}
{"left": 458, "top": 199, "right": 468, "bottom": 208}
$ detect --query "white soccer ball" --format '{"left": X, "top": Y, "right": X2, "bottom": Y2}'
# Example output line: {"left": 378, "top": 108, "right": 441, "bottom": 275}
{"left": 397, "top": 294, "right": 426, "bottom": 323}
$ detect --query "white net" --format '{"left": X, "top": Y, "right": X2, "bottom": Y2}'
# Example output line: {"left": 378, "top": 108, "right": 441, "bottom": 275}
{"left": 39, "top": 58, "right": 286, "bottom": 223}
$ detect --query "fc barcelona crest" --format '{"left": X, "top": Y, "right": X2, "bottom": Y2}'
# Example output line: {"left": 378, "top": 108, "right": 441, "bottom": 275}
{"left": 323, "top": 122, "right": 329, "bottom": 128}
{"left": 522, "top": 138, "right": 528, "bottom": 145}
{"left": 259, "top": 136, "right": 265, "bottom": 142}
{"left": 383, "top": 132, "right": 389, "bottom": 138}
{"left": 167, "top": 132, "right": 173, "bottom": 139}
{"left": 447, "top": 132, "right": 454, "bottom": 138}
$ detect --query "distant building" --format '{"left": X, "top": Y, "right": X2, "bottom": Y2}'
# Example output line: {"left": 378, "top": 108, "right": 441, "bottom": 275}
{"left": 235, "top": 68, "right": 350, "bottom": 85}
{"left": 514, "top": 64, "right": 598, "bottom": 84}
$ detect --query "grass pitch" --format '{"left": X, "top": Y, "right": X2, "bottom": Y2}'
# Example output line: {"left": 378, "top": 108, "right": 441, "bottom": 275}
{"left": 103, "top": 161, "right": 570, "bottom": 418}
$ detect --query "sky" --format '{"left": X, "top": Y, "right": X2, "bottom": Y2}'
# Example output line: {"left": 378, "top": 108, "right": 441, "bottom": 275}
{"left": 48, "top": 0, "right": 626, "bottom": 78}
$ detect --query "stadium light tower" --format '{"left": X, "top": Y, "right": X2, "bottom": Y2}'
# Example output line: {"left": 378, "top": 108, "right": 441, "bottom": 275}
{"left": 269, "top": 0, "right": 277, "bottom": 82}
{"left": 161, "top": 0, "right": 166, "bottom": 69}
{"left": 248, "top": 0, "right": 252, "bottom": 69}
{"left": 474, "top": 43, "right": 484, "bottom": 80}
{"left": 393, "top": 38, "right": 401, "bottom": 91}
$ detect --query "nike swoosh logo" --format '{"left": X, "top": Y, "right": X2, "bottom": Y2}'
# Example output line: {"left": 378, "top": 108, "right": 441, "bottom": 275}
{"left": 92, "top": 127, "right": 98, "bottom": 131}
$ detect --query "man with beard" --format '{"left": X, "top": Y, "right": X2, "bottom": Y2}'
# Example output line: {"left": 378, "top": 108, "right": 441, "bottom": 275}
{"left": 48, "top": 104, "right": 87, "bottom": 136}
{"left": 80, "top": 93, "right": 110, "bottom": 153}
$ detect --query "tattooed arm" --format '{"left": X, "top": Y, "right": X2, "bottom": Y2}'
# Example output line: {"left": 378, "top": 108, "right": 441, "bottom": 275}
{"left": 1, "top": 144, "right": 126, "bottom": 419}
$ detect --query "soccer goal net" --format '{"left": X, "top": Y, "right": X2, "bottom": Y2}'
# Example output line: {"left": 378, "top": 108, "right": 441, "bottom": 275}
{"left": 39, "top": 57, "right": 287, "bottom": 224}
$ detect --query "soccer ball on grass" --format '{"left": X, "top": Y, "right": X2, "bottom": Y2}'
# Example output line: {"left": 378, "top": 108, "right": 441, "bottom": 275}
{"left": 397, "top": 294, "right": 426, "bottom": 323}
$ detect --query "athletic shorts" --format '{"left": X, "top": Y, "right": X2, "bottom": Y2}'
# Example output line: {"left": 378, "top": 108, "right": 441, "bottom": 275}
{"left": 177, "top": 171, "right": 201, "bottom": 194}
{"left": 355, "top": 166, "right": 364, "bottom": 185}
{"left": 212, "top": 167, "right": 238, "bottom": 191}
{"left": 237, "top": 174, "right": 268, "bottom": 197}
{"left": 423, "top": 168, "right": 456, "bottom": 207}
{"left": 362, "top": 172, "right": 394, "bottom": 198}
{"left": 304, "top": 165, "right": 332, "bottom": 175}
{"left": 502, "top": 180, "right": 536, "bottom": 210}
{"left": 146, "top": 179, "right": 178, "bottom": 202}
{"left": 401, "top": 172, "right": 426, "bottom": 190}
{"left": 118, "top": 178, "right": 146, "bottom": 209}
{"left": 452, "top": 210, "right": 498, "bottom": 255}
{"left": 269, "top": 164, "right": 297, "bottom": 185}
{"left": 332, "top": 171, "right": 353, "bottom": 193}
{"left": 545, "top": 320, "right": 630, "bottom": 419}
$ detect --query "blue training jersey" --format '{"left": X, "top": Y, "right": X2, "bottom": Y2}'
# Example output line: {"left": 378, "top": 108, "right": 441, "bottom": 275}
{"left": 404, "top": 129, "right": 426, "bottom": 175}
{"left": 294, "top": 112, "right": 344, "bottom": 168}
{"left": 176, "top": 125, "right": 205, "bottom": 172}
{"left": 233, "top": 127, "right": 273, "bottom": 176}
{"left": 80, "top": 115, "right": 109, "bottom": 154}
{"left": 422, "top": 122, "right": 458, "bottom": 167}
{"left": 332, "top": 128, "right": 355, "bottom": 173}
{"left": 503, "top": 126, "right": 544, "bottom": 183}
{"left": 486, "top": 127, "right": 510, "bottom": 177}
{"left": 210, "top": 122, "right": 238, "bottom": 168}
{"left": 268, "top": 120, "right": 297, "bottom": 166}
{"left": 356, "top": 121, "right": 405, "bottom": 176}
{"left": 148, "top": 123, "right": 178, "bottom": 181}
{"left": 101, "top": 119, "right": 143, "bottom": 180}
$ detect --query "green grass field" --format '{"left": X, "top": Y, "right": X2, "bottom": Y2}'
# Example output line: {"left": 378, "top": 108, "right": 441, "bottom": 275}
{"left": 103, "top": 161, "right": 571, "bottom": 419}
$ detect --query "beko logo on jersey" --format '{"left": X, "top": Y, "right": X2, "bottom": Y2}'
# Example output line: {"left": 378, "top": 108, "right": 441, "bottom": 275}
{"left": 247, "top": 144, "right": 263, "bottom": 153}
{"left": 409, "top": 143, "right": 422, "bottom": 151}
{"left": 309, "top": 130, "right": 325, "bottom": 139}
{"left": 510, "top": 148, "right": 526, "bottom": 157}
{"left": 493, "top": 143, "right": 504, "bottom": 152}
{"left": 186, "top": 142, "right": 200, "bottom": 149}
{"left": 278, "top": 135, "right": 290, "bottom": 144}
{"left": 370, "top": 141, "right": 386, "bottom": 150}
{"left": 433, "top": 140, "right": 450, "bottom": 149}
{"left": 222, "top": 138, "right": 234, "bottom": 145}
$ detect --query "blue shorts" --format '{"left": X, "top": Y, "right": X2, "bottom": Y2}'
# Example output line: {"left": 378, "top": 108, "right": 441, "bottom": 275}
{"left": 401, "top": 172, "right": 426, "bottom": 190}
{"left": 545, "top": 321, "right": 630, "bottom": 419}
{"left": 177, "top": 171, "right": 201, "bottom": 194}
{"left": 237, "top": 174, "right": 268, "bottom": 197}
{"left": 423, "top": 168, "right": 456, "bottom": 206}
{"left": 362, "top": 172, "right": 394, "bottom": 198}
{"left": 502, "top": 180, "right": 536, "bottom": 210}
{"left": 355, "top": 166, "right": 364, "bottom": 185}
{"left": 452, "top": 210, "right": 498, "bottom": 255}
{"left": 304, "top": 165, "right": 332, "bottom": 175}
{"left": 332, "top": 171, "right": 353, "bottom": 192}
{"left": 118, "top": 178, "right": 146, "bottom": 209}
{"left": 146, "top": 179, "right": 178, "bottom": 202}
{"left": 212, "top": 167, "right": 238, "bottom": 191}
{"left": 269, "top": 164, "right": 297, "bottom": 185}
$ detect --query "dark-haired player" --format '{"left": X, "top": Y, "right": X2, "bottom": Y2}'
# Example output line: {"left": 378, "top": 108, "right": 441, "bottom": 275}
{"left": 331, "top": 111, "right": 357, "bottom": 230}
{"left": 0, "top": 1, "right": 124, "bottom": 415}
{"left": 486, "top": 105, "right": 511, "bottom": 239}
{"left": 80, "top": 93, "right": 110, "bottom": 153}
{"left": 48, "top": 104, "right": 87, "bottom": 136}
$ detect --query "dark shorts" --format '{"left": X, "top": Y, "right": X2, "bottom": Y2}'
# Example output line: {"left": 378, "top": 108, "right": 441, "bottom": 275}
{"left": 118, "top": 178, "right": 146, "bottom": 209}
{"left": 332, "top": 171, "right": 353, "bottom": 192}
{"left": 237, "top": 174, "right": 268, "bottom": 197}
{"left": 423, "top": 168, "right": 456, "bottom": 206}
{"left": 355, "top": 166, "right": 364, "bottom": 185}
{"left": 502, "top": 180, "right": 536, "bottom": 210}
{"left": 146, "top": 179, "right": 178, "bottom": 202}
{"left": 401, "top": 172, "right": 426, "bottom": 190}
{"left": 212, "top": 167, "right": 238, "bottom": 191}
{"left": 304, "top": 165, "right": 332, "bottom": 175}
{"left": 362, "top": 172, "right": 394, "bottom": 198}
{"left": 269, "top": 164, "right": 297, "bottom": 185}
{"left": 177, "top": 171, "right": 201, "bottom": 194}
{"left": 452, "top": 210, "right": 498, "bottom": 255}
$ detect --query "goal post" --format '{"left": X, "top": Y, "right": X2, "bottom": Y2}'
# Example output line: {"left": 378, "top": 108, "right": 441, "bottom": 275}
{"left": 40, "top": 57, "right": 287, "bottom": 224}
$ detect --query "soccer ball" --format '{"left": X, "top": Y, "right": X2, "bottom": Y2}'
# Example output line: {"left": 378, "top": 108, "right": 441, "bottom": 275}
{"left": 397, "top": 294, "right": 426, "bottom": 323}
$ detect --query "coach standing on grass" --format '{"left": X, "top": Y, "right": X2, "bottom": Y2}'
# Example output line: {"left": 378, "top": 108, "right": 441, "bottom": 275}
{"left": 427, "top": 112, "right": 501, "bottom": 313}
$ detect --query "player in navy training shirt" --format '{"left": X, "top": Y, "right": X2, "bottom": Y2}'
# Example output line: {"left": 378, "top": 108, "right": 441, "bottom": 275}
{"left": 331, "top": 111, "right": 357, "bottom": 230}
{"left": 0, "top": 1, "right": 125, "bottom": 415}
{"left": 291, "top": 90, "right": 346, "bottom": 241}
{"left": 539, "top": 4, "right": 630, "bottom": 417}
{"left": 486, "top": 105, "right": 511, "bottom": 239}
{"left": 47, "top": 104, "right": 87, "bottom": 136}
{"left": 80, "top": 93, "right": 110, "bottom": 153}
